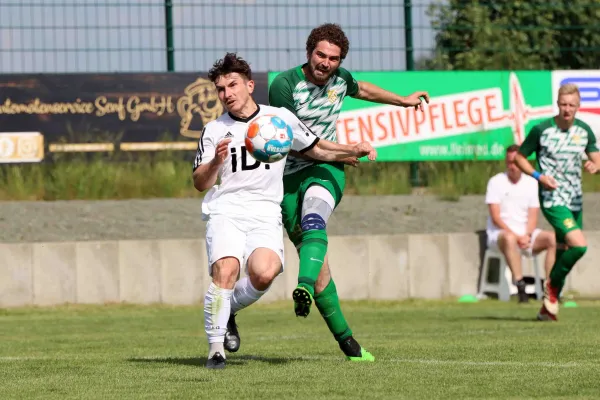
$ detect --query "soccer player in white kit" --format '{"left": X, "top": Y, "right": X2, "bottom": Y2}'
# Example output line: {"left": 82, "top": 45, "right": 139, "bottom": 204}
{"left": 192, "top": 52, "right": 376, "bottom": 369}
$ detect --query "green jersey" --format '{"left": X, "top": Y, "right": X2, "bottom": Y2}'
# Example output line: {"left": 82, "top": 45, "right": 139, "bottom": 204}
{"left": 519, "top": 117, "right": 599, "bottom": 211}
{"left": 269, "top": 64, "right": 359, "bottom": 175}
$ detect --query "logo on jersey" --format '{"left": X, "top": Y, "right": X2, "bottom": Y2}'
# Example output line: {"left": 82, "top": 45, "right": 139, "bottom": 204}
{"left": 327, "top": 89, "right": 338, "bottom": 104}
{"left": 224, "top": 131, "right": 234, "bottom": 139}
{"left": 177, "top": 78, "right": 223, "bottom": 139}
{"left": 563, "top": 218, "right": 576, "bottom": 229}
{"left": 572, "top": 134, "right": 581, "bottom": 145}
{"left": 230, "top": 146, "right": 270, "bottom": 172}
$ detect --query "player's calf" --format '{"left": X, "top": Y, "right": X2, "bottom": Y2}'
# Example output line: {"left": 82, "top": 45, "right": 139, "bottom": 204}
{"left": 295, "top": 184, "right": 335, "bottom": 317}
{"left": 225, "top": 248, "right": 282, "bottom": 351}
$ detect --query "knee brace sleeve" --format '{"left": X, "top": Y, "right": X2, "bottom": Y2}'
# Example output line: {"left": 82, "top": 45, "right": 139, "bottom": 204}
{"left": 300, "top": 185, "right": 334, "bottom": 232}
{"left": 301, "top": 213, "right": 326, "bottom": 231}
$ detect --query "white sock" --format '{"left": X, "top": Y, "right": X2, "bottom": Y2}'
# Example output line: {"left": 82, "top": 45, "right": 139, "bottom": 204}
{"left": 204, "top": 282, "right": 233, "bottom": 358}
{"left": 230, "top": 276, "right": 268, "bottom": 314}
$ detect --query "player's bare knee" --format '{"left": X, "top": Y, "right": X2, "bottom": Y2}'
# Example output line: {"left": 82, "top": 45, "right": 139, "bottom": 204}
{"left": 566, "top": 230, "right": 587, "bottom": 248}
{"left": 247, "top": 249, "right": 282, "bottom": 290}
{"left": 211, "top": 257, "right": 240, "bottom": 288}
{"left": 249, "top": 261, "right": 281, "bottom": 291}
{"left": 546, "top": 233, "right": 557, "bottom": 249}
{"left": 504, "top": 231, "right": 518, "bottom": 244}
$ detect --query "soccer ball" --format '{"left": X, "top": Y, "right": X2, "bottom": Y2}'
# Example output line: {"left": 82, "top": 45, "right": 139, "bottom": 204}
{"left": 245, "top": 114, "right": 293, "bottom": 163}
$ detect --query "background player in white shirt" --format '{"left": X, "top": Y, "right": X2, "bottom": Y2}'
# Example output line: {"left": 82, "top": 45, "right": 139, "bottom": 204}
{"left": 485, "top": 145, "right": 556, "bottom": 303}
{"left": 192, "top": 53, "right": 376, "bottom": 369}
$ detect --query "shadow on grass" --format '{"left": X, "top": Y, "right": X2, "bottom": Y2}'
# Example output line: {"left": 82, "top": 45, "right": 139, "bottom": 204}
{"left": 127, "top": 354, "right": 301, "bottom": 367}
{"left": 465, "top": 315, "right": 540, "bottom": 322}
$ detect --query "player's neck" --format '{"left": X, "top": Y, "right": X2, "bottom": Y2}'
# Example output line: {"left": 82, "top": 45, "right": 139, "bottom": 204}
{"left": 232, "top": 101, "right": 259, "bottom": 120}
{"left": 554, "top": 116, "right": 574, "bottom": 131}
{"left": 507, "top": 171, "right": 521, "bottom": 184}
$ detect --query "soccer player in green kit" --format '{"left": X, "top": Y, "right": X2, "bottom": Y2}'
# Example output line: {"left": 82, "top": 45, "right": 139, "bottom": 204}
{"left": 516, "top": 83, "right": 600, "bottom": 321}
{"left": 268, "top": 23, "right": 429, "bottom": 361}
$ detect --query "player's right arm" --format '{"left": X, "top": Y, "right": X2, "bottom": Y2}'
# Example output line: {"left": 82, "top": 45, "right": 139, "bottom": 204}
{"left": 516, "top": 125, "right": 558, "bottom": 190}
{"left": 192, "top": 126, "right": 231, "bottom": 192}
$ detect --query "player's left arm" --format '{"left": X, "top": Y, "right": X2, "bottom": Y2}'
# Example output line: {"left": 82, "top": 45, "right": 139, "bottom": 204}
{"left": 281, "top": 107, "right": 377, "bottom": 162}
{"left": 584, "top": 130, "right": 600, "bottom": 174}
{"left": 584, "top": 151, "right": 600, "bottom": 174}
{"left": 338, "top": 67, "right": 429, "bottom": 111}
{"left": 307, "top": 138, "right": 377, "bottom": 162}
{"left": 354, "top": 81, "right": 430, "bottom": 111}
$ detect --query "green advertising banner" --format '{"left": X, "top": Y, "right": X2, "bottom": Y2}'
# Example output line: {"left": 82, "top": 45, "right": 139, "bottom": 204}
{"left": 268, "top": 71, "right": 555, "bottom": 161}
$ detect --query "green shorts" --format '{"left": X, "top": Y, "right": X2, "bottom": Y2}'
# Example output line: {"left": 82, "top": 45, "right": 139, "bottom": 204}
{"left": 541, "top": 205, "right": 583, "bottom": 243}
{"left": 281, "top": 162, "right": 345, "bottom": 246}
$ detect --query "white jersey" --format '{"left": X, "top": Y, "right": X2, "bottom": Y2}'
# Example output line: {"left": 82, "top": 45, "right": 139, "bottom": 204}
{"left": 193, "top": 104, "right": 319, "bottom": 219}
{"left": 485, "top": 172, "right": 540, "bottom": 236}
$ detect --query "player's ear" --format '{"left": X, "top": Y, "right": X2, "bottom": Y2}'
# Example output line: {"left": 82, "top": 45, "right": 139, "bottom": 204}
{"left": 246, "top": 79, "right": 255, "bottom": 94}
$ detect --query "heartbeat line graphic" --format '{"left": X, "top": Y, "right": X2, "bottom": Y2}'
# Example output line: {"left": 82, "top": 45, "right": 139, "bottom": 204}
{"left": 503, "top": 72, "right": 554, "bottom": 144}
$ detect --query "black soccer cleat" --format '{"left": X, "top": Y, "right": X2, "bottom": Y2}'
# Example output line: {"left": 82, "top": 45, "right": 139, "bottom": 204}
{"left": 516, "top": 279, "right": 529, "bottom": 303}
{"left": 292, "top": 286, "right": 313, "bottom": 317}
{"left": 205, "top": 352, "right": 226, "bottom": 369}
{"left": 224, "top": 313, "right": 241, "bottom": 353}
{"left": 338, "top": 336, "right": 375, "bottom": 362}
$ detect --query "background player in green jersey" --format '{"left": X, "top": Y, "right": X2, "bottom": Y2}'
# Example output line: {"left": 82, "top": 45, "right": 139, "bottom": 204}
{"left": 269, "top": 23, "right": 430, "bottom": 361}
{"left": 516, "top": 83, "right": 600, "bottom": 321}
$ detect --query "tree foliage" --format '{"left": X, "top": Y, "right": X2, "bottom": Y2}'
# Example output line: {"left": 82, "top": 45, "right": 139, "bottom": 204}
{"left": 423, "top": 0, "right": 600, "bottom": 70}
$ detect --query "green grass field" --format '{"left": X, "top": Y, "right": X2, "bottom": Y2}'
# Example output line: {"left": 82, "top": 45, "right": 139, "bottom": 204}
{"left": 2, "top": 158, "right": 600, "bottom": 201}
{"left": 2, "top": 300, "right": 600, "bottom": 399}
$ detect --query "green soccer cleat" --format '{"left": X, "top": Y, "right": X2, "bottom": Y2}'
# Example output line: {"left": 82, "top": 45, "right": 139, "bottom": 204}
{"left": 292, "top": 286, "right": 313, "bottom": 317}
{"left": 346, "top": 349, "right": 375, "bottom": 362}
{"left": 339, "top": 336, "right": 375, "bottom": 362}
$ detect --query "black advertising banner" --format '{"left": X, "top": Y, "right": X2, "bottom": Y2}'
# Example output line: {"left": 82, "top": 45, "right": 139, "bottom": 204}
{"left": 0, "top": 73, "right": 268, "bottom": 162}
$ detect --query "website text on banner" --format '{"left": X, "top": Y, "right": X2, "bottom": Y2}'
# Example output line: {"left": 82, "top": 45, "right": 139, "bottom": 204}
{"left": 268, "top": 71, "right": 558, "bottom": 161}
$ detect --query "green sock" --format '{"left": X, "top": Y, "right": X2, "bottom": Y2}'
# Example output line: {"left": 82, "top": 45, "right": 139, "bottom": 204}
{"left": 549, "top": 246, "right": 587, "bottom": 295}
{"left": 315, "top": 279, "right": 353, "bottom": 342}
{"left": 297, "top": 229, "right": 328, "bottom": 297}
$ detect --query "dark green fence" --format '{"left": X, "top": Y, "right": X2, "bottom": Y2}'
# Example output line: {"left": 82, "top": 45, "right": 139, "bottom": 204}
{"left": 0, "top": 1, "right": 425, "bottom": 73}
{"left": 1, "top": 1, "right": 598, "bottom": 74}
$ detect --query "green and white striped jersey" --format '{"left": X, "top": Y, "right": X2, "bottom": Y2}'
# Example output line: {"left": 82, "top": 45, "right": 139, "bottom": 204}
{"left": 269, "top": 64, "right": 359, "bottom": 175}
{"left": 519, "top": 117, "right": 599, "bottom": 211}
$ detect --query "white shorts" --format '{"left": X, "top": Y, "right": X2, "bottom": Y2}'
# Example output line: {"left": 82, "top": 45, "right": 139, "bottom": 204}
{"left": 205, "top": 213, "right": 285, "bottom": 275}
{"left": 487, "top": 228, "right": 542, "bottom": 257}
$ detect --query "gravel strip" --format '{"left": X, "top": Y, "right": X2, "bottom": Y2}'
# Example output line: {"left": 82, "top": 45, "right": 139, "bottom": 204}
{"left": 1, "top": 194, "right": 600, "bottom": 243}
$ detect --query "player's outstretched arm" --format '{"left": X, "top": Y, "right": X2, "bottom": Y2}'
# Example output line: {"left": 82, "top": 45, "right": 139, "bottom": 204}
{"left": 514, "top": 151, "right": 558, "bottom": 191}
{"left": 354, "top": 81, "right": 430, "bottom": 111}
{"left": 305, "top": 139, "right": 377, "bottom": 162}
{"left": 192, "top": 138, "right": 231, "bottom": 192}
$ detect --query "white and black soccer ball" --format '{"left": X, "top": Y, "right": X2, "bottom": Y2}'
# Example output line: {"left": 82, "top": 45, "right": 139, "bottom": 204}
{"left": 245, "top": 115, "right": 293, "bottom": 163}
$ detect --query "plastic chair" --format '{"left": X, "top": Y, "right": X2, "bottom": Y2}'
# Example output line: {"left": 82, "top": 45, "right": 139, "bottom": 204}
{"left": 477, "top": 247, "right": 543, "bottom": 301}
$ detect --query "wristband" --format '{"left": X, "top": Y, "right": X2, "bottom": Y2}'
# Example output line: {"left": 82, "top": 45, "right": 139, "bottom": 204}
{"left": 532, "top": 171, "right": 541, "bottom": 181}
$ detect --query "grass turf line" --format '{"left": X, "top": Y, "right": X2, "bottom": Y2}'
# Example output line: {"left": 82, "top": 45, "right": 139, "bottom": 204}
{"left": 2, "top": 300, "right": 600, "bottom": 399}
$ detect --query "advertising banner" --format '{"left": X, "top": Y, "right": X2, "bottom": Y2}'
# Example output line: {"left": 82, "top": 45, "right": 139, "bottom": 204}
{"left": 0, "top": 73, "right": 268, "bottom": 162}
{"left": 552, "top": 70, "right": 600, "bottom": 135}
{"left": 268, "top": 70, "right": 556, "bottom": 161}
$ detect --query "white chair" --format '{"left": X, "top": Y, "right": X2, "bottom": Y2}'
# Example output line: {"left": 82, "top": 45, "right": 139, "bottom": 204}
{"left": 477, "top": 247, "right": 544, "bottom": 301}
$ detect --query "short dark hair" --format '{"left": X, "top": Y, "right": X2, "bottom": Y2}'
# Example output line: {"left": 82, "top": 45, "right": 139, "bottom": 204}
{"left": 306, "top": 23, "right": 350, "bottom": 61}
{"left": 506, "top": 144, "right": 520, "bottom": 153}
{"left": 208, "top": 52, "right": 252, "bottom": 83}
